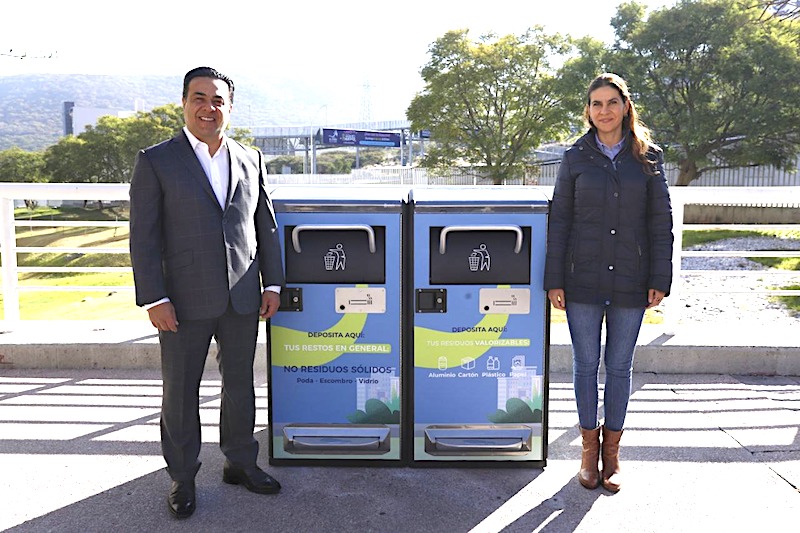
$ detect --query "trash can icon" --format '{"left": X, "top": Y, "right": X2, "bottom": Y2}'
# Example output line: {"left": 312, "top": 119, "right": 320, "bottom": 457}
{"left": 468, "top": 252, "right": 480, "bottom": 272}
{"left": 469, "top": 244, "right": 491, "bottom": 272}
{"left": 324, "top": 244, "right": 345, "bottom": 271}
{"left": 324, "top": 251, "right": 336, "bottom": 271}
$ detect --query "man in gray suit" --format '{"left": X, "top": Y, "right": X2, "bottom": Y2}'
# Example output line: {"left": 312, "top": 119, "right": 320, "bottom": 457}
{"left": 129, "top": 66, "right": 285, "bottom": 519}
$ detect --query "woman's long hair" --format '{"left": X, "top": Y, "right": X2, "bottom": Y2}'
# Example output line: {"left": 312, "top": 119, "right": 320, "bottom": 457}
{"left": 583, "top": 73, "right": 657, "bottom": 174}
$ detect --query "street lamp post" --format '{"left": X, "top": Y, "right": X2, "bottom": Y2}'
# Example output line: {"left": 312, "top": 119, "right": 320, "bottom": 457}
{"left": 309, "top": 104, "right": 328, "bottom": 175}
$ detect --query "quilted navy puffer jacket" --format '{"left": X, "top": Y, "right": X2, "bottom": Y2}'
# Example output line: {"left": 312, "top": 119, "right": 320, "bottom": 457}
{"left": 543, "top": 130, "right": 673, "bottom": 308}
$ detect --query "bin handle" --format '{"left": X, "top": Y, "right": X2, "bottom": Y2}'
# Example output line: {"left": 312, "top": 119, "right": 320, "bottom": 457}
{"left": 439, "top": 225, "right": 523, "bottom": 254}
{"left": 291, "top": 224, "right": 377, "bottom": 254}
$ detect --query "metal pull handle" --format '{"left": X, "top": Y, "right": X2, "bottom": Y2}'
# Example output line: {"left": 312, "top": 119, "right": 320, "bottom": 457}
{"left": 291, "top": 224, "right": 377, "bottom": 254}
{"left": 434, "top": 438, "right": 525, "bottom": 451}
{"left": 293, "top": 436, "right": 382, "bottom": 449}
{"left": 439, "top": 225, "right": 523, "bottom": 255}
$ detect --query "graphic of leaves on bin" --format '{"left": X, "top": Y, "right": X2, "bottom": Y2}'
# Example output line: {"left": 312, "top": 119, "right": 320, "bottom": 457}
{"left": 487, "top": 398, "right": 542, "bottom": 423}
{"left": 346, "top": 398, "right": 400, "bottom": 424}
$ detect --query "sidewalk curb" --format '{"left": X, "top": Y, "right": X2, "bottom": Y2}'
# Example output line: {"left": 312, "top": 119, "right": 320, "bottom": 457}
{"left": 1, "top": 321, "right": 798, "bottom": 375}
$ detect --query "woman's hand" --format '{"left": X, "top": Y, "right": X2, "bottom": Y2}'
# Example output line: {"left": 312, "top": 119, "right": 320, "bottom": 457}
{"left": 647, "top": 289, "right": 666, "bottom": 308}
{"left": 548, "top": 289, "right": 566, "bottom": 311}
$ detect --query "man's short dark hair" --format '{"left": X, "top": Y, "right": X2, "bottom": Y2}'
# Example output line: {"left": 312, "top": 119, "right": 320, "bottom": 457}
{"left": 183, "top": 67, "right": 235, "bottom": 104}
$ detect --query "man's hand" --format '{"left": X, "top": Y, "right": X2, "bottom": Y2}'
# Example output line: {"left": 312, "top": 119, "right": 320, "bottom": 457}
{"left": 260, "top": 291, "right": 280, "bottom": 319}
{"left": 147, "top": 302, "right": 179, "bottom": 332}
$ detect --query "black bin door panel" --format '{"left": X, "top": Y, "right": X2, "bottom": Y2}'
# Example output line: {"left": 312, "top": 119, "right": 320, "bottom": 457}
{"left": 285, "top": 226, "right": 385, "bottom": 284}
{"left": 429, "top": 227, "right": 531, "bottom": 285}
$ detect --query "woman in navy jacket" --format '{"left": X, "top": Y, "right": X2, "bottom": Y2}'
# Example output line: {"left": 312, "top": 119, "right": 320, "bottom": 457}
{"left": 544, "top": 73, "right": 673, "bottom": 492}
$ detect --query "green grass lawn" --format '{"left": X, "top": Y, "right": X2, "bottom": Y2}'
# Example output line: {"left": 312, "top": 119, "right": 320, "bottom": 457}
{"left": 2, "top": 270, "right": 143, "bottom": 320}
{"left": 2, "top": 207, "right": 798, "bottom": 321}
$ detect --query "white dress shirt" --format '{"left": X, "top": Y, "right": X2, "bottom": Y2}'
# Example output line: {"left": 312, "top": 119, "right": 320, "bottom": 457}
{"left": 183, "top": 126, "right": 229, "bottom": 208}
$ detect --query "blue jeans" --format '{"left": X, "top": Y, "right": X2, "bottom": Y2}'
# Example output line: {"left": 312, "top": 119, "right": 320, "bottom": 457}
{"left": 565, "top": 302, "right": 645, "bottom": 432}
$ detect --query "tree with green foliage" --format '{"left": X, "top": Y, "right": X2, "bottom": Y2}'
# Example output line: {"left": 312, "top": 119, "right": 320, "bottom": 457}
{"left": 0, "top": 147, "right": 47, "bottom": 207}
{"left": 0, "top": 147, "right": 46, "bottom": 183}
{"left": 745, "top": 0, "right": 800, "bottom": 21}
{"left": 44, "top": 133, "right": 115, "bottom": 207}
{"left": 316, "top": 150, "right": 389, "bottom": 174}
{"left": 266, "top": 148, "right": 390, "bottom": 175}
{"left": 552, "top": 36, "right": 611, "bottom": 130}
{"left": 608, "top": 0, "right": 800, "bottom": 185}
{"left": 266, "top": 155, "right": 304, "bottom": 175}
{"left": 314, "top": 151, "right": 352, "bottom": 174}
{"left": 44, "top": 110, "right": 172, "bottom": 185}
{"left": 79, "top": 115, "right": 132, "bottom": 184}
{"left": 229, "top": 127, "right": 255, "bottom": 147}
{"left": 356, "top": 149, "right": 390, "bottom": 168}
{"left": 124, "top": 104, "right": 185, "bottom": 158}
{"left": 407, "top": 28, "right": 576, "bottom": 184}
{"left": 40, "top": 103, "right": 254, "bottom": 184}
{"left": 43, "top": 135, "right": 89, "bottom": 183}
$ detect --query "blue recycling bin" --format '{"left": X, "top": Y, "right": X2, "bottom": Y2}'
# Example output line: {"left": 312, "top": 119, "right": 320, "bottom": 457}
{"left": 267, "top": 185, "right": 409, "bottom": 465}
{"left": 409, "top": 186, "right": 549, "bottom": 466}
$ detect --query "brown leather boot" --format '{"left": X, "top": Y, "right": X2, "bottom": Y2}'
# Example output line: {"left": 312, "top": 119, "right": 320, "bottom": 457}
{"left": 601, "top": 426, "right": 623, "bottom": 492}
{"left": 577, "top": 426, "right": 601, "bottom": 489}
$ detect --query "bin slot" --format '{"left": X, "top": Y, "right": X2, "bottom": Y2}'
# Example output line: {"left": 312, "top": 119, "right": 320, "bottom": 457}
{"left": 479, "top": 288, "right": 530, "bottom": 315}
{"left": 335, "top": 287, "right": 386, "bottom": 314}
{"left": 292, "top": 224, "right": 377, "bottom": 254}
{"left": 439, "top": 225, "right": 523, "bottom": 255}
{"left": 283, "top": 424, "right": 391, "bottom": 455}
{"left": 429, "top": 227, "right": 531, "bottom": 285}
{"left": 284, "top": 226, "right": 386, "bottom": 284}
{"left": 424, "top": 425, "right": 532, "bottom": 455}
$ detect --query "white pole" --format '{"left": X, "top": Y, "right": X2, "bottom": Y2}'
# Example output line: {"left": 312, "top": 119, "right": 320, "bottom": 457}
{"left": 0, "top": 197, "right": 20, "bottom": 322}
{"left": 311, "top": 128, "right": 317, "bottom": 175}
{"left": 663, "top": 190, "right": 685, "bottom": 335}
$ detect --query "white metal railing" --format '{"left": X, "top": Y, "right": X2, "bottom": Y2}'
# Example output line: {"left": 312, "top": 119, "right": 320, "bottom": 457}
{"left": 0, "top": 183, "right": 132, "bottom": 321}
{"left": 1, "top": 182, "right": 799, "bottom": 326}
{"left": 664, "top": 187, "right": 800, "bottom": 332}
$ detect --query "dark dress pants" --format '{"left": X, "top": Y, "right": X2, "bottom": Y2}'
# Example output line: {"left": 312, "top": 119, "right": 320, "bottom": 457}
{"left": 158, "top": 302, "right": 260, "bottom": 481}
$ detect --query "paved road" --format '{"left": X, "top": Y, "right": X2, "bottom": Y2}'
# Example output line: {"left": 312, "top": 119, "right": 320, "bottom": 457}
{"left": 1, "top": 368, "right": 798, "bottom": 532}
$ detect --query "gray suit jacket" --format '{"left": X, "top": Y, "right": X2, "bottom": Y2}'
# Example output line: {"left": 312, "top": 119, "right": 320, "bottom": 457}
{"left": 129, "top": 132, "right": 284, "bottom": 321}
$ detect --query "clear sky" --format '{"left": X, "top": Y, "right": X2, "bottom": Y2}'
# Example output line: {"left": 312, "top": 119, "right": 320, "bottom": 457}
{"left": 3, "top": 0, "right": 676, "bottom": 124}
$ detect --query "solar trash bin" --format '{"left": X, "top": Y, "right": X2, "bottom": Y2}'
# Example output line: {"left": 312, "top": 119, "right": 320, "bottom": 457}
{"left": 267, "top": 186, "right": 409, "bottom": 465}
{"left": 409, "top": 186, "right": 549, "bottom": 466}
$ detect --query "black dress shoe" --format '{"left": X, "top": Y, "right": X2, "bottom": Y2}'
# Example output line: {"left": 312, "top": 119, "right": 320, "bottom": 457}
{"left": 167, "top": 480, "right": 196, "bottom": 519}
{"left": 222, "top": 462, "right": 281, "bottom": 494}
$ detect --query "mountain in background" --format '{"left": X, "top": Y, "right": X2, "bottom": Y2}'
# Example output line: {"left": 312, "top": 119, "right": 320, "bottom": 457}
{"left": 0, "top": 73, "right": 373, "bottom": 151}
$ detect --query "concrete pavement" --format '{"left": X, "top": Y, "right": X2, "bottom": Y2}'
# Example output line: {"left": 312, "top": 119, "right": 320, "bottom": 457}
{"left": 0, "top": 321, "right": 799, "bottom": 531}
{"left": 1, "top": 367, "right": 798, "bottom": 532}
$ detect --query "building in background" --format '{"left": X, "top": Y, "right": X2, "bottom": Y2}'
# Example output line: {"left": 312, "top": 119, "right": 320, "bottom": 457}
{"left": 63, "top": 99, "right": 145, "bottom": 136}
